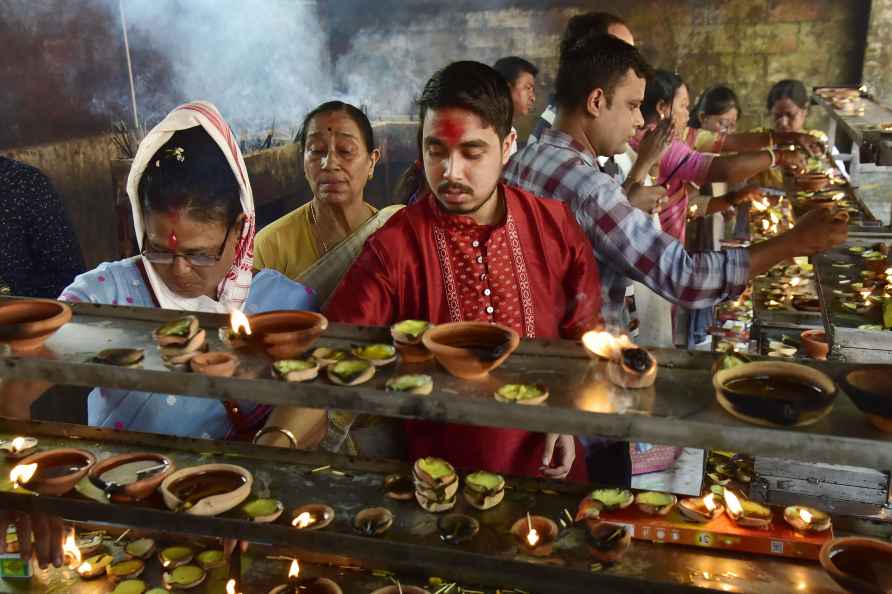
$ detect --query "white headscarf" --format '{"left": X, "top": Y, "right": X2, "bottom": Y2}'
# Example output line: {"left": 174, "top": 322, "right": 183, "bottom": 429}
{"left": 126, "top": 101, "right": 255, "bottom": 313}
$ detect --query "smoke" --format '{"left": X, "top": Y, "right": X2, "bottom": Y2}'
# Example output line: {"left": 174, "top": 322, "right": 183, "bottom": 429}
{"left": 120, "top": 0, "right": 336, "bottom": 134}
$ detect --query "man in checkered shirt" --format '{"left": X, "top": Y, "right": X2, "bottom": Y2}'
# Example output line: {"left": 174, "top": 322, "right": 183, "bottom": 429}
{"left": 505, "top": 33, "right": 848, "bottom": 330}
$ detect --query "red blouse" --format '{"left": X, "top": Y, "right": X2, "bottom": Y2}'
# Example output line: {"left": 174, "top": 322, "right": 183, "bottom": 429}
{"left": 326, "top": 184, "right": 603, "bottom": 481}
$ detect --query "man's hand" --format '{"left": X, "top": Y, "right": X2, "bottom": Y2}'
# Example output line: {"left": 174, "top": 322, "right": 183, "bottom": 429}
{"left": 0, "top": 511, "right": 65, "bottom": 569}
{"left": 636, "top": 120, "right": 675, "bottom": 171}
{"left": 541, "top": 434, "right": 576, "bottom": 480}
{"left": 627, "top": 184, "right": 668, "bottom": 214}
{"left": 727, "top": 186, "right": 764, "bottom": 207}
{"left": 788, "top": 204, "right": 849, "bottom": 256}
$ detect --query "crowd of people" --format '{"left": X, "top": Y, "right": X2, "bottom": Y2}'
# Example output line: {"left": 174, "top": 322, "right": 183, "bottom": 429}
{"left": 0, "top": 11, "right": 849, "bottom": 567}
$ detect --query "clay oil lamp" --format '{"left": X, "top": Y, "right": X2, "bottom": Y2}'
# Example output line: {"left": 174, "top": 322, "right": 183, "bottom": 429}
{"left": 713, "top": 361, "right": 837, "bottom": 428}
{"left": 422, "top": 321, "right": 520, "bottom": 380}
{"left": 88, "top": 453, "right": 174, "bottom": 503}
{"left": 353, "top": 507, "right": 394, "bottom": 537}
{"left": 291, "top": 504, "right": 335, "bottom": 531}
{"left": 327, "top": 359, "right": 375, "bottom": 386}
{"left": 413, "top": 457, "right": 458, "bottom": 513}
{"left": 268, "top": 560, "right": 343, "bottom": 594}
{"left": 635, "top": 491, "right": 677, "bottom": 516}
{"left": 110, "top": 579, "right": 148, "bottom": 594}
{"left": 0, "top": 436, "right": 39, "bottom": 461}
{"left": 386, "top": 374, "right": 433, "bottom": 395}
{"left": 162, "top": 564, "right": 206, "bottom": 590}
{"left": 462, "top": 470, "right": 505, "bottom": 511}
{"left": 190, "top": 351, "right": 239, "bottom": 377}
{"left": 796, "top": 173, "right": 831, "bottom": 193}
{"left": 107, "top": 558, "right": 145, "bottom": 581}
{"left": 158, "top": 545, "right": 193, "bottom": 569}
{"left": 0, "top": 299, "right": 72, "bottom": 352}
{"left": 94, "top": 348, "right": 145, "bottom": 368}
{"left": 678, "top": 493, "right": 724, "bottom": 523}
{"left": 15, "top": 448, "right": 95, "bottom": 496}
{"left": 723, "top": 490, "right": 773, "bottom": 529}
{"left": 242, "top": 498, "right": 285, "bottom": 523}
{"left": 383, "top": 474, "right": 414, "bottom": 501}
{"left": 493, "top": 383, "right": 549, "bottom": 405}
{"left": 587, "top": 522, "right": 632, "bottom": 564}
{"left": 195, "top": 549, "right": 226, "bottom": 570}
{"left": 840, "top": 367, "right": 892, "bottom": 432}
{"left": 511, "top": 513, "right": 559, "bottom": 557}
{"left": 153, "top": 315, "right": 207, "bottom": 370}
{"left": 220, "top": 310, "right": 253, "bottom": 349}
{"left": 160, "top": 464, "right": 253, "bottom": 515}
{"left": 272, "top": 359, "right": 320, "bottom": 383}
{"left": 800, "top": 329, "right": 829, "bottom": 360}
{"left": 124, "top": 538, "right": 156, "bottom": 561}
{"left": 249, "top": 310, "right": 329, "bottom": 359}
{"left": 576, "top": 488, "right": 633, "bottom": 523}
{"left": 437, "top": 513, "right": 479, "bottom": 545}
{"left": 820, "top": 536, "right": 892, "bottom": 594}
{"left": 74, "top": 532, "right": 103, "bottom": 558}
{"left": 77, "top": 553, "right": 113, "bottom": 579}
{"left": 391, "top": 319, "right": 433, "bottom": 363}
{"left": 352, "top": 344, "right": 397, "bottom": 367}
{"left": 784, "top": 506, "right": 831, "bottom": 533}
{"left": 582, "top": 330, "right": 657, "bottom": 388}
{"left": 310, "top": 347, "right": 350, "bottom": 368}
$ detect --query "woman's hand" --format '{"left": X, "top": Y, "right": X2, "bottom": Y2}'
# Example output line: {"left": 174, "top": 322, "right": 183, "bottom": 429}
{"left": 627, "top": 184, "right": 668, "bottom": 214}
{"left": 636, "top": 120, "right": 675, "bottom": 171}
{"left": 0, "top": 511, "right": 65, "bottom": 569}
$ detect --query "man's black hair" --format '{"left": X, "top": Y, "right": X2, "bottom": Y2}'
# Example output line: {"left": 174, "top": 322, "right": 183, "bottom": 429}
{"left": 493, "top": 56, "right": 539, "bottom": 86}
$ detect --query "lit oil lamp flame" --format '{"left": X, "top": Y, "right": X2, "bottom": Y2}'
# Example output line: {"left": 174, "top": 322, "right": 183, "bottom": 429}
{"left": 753, "top": 198, "right": 770, "bottom": 212}
{"left": 885, "top": 267, "right": 892, "bottom": 277}
{"left": 230, "top": 310, "right": 252, "bottom": 336}
{"left": 723, "top": 490, "right": 743, "bottom": 517}
{"left": 10, "top": 463, "right": 37, "bottom": 487}
{"left": 10, "top": 437, "right": 25, "bottom": 453}
{"left": 62, "top": 531, "right": 81, "bottom": 568}
{"left": 292, "top": 512, "right": 315, "bottom": 529}
{"left": 581, "top": 331, "right": 633, "bottom": 361}
{"left": 288, "top": 559, "right": 300, "bottom": 579}
{"left": 799, "top": 508, "right": 813, "bottom": 525}
{"left": 226, "top": 578, "right": 240, "bottom": 594}
{"left": 77, "top": 561, "right": 92, "bottom": 575}
{"left": 790, "top": 276, "right": 802, "bottom": 287}
{"left": 704, "top": 493, "right": 717, "bottom": 513}
{"left": 526, "top": 528, "right": 540, "bottom": 547}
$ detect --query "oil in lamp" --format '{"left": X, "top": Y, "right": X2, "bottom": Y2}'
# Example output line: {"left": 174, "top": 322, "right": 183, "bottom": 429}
{"left": 266, "top": 559, "right": 343, "bottom": 594}
{"left": 290, "top": 504, "right": 334, "bottom": 531}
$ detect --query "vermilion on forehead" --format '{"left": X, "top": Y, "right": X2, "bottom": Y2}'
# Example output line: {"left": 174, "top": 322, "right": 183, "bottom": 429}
{"left": 435, "top": 117, "right": 466, "bottom": 146}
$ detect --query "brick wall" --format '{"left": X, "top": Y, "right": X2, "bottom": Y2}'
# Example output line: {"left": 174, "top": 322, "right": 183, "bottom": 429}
{"left": 325, "top": 0, "right": 869, "bottom": 135}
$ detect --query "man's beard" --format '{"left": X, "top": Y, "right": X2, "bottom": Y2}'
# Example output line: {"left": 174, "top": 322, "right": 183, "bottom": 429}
{"left": 435, "top": 180, "right": 498, "bottom": 215}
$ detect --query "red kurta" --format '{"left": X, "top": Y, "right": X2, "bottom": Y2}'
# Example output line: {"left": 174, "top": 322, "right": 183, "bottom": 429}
{"left": 325, "top": 184, "right": 603, "bottom": 481}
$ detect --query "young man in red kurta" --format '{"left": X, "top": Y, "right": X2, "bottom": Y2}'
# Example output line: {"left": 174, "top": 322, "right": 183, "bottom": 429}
{"left": 326, "top": 61, "right": 603, "bottom": 482}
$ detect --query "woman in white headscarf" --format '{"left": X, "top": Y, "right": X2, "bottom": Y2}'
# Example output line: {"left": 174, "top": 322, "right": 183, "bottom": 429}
{"left": 55, "top": 101, "right": 319, "bottom": 439}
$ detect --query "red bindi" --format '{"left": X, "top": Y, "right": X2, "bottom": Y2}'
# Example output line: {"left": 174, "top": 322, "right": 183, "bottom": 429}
{"left": 437, "top": 118, "right": 464, "bottom": 147}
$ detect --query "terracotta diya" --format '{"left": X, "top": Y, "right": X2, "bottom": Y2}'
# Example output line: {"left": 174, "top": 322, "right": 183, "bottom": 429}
{"left": 678, "top": 493, "right": 724, "bottom": 523}
{"left": 107, "top": 558, "right": 145, "bottom": 580}
{"left": 784, "top": 505, "right": 831, "bottom": 533}
{"left": 124, "top": 538, "right": 156, "bottom": 560}
{"left": 77, "top": 553, "right": 113, "bottom": 579}
{"left": 110, "top": 579, "right": 148, "bottom": 594}
{"left": 510, "top": 514, "right": 559, "bottom": 557}
{"left": 190, "top": 351, "right": 239, "bottom": 377}
{"left": 800, "top": 329, "right": 829, "bottom": 360}
{"left": 0, "top": 299, "right": 72, "bottom": 352}
{"left": 582, "top": 331, "right": 657, "bottom": 388}
{"left": 249, "top": 310, "right": 328, "bottom": 359}
{"left": 162, "top": 564, "right": 206, "bottom": 590}
{"left": 353, "top": 507, "right": 394, "bottom": 537}
{"left": 840, "top": 366, "right": 892, "bottom": 432}
{"left": 291, "top": 503, "right": 335, "bottom": 530}
{"left": 0, "top": 436, "right": 39, "bottom": 461}
{"left": 587, "top": 522, "right": 632, "bottom": 564}
{"left": 820, "top": 536, "right": 892, "bottom": 594}
{"left": 713, "top": 361, "right": 837, "bottom": 427}
{"left": 437, "top": 513, "right": 479, "bottom": 545}
{"left": 270, "top": 560, "right": 343, "bottom": 594}
{"left": 88, "top": 452, "right": 174, "bottom": 502}
{"left": 158, "top": 545, "right": 193, "bottom": 569}
{"left": 195, "top": 549, "right": 226, "bottom": 570}
{"left": 16, "top": 448, "right": 95, "bottom": 496}
{"left": 391, "top": 319, "right": 434, "bottom": 363}
{"left": 160, "top": 464, "right": 253, "bottom": 515}
{"left": 635, "top": 491, "right": 677, "bottom": 516}
{"left": 242, "top": 498, "right": 284, "bottom": 523}
{"left": 422, "top": 321, "right": 519, "bottom": 380}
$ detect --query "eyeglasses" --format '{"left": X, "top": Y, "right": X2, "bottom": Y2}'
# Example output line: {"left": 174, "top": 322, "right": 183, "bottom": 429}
{"left": 141, "top": 220, "right": 236, "bottom": 268}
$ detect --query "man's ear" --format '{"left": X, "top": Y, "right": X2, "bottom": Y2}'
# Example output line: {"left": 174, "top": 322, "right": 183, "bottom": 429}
{"left": 501, "top": 128, "right": 517, "bottom": 165}
{"left": 585, "top": 88, "right": 606, "bottom": 118}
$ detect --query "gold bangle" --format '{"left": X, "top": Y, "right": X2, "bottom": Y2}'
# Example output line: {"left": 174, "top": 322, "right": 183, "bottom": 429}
{"left": 252, "top": 426, "right": 298, "bottom": 449}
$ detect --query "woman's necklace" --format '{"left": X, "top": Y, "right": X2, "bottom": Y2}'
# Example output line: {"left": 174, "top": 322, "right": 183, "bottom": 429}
{"left": 310, "top": 200, "right": 375, "bottom": 256}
